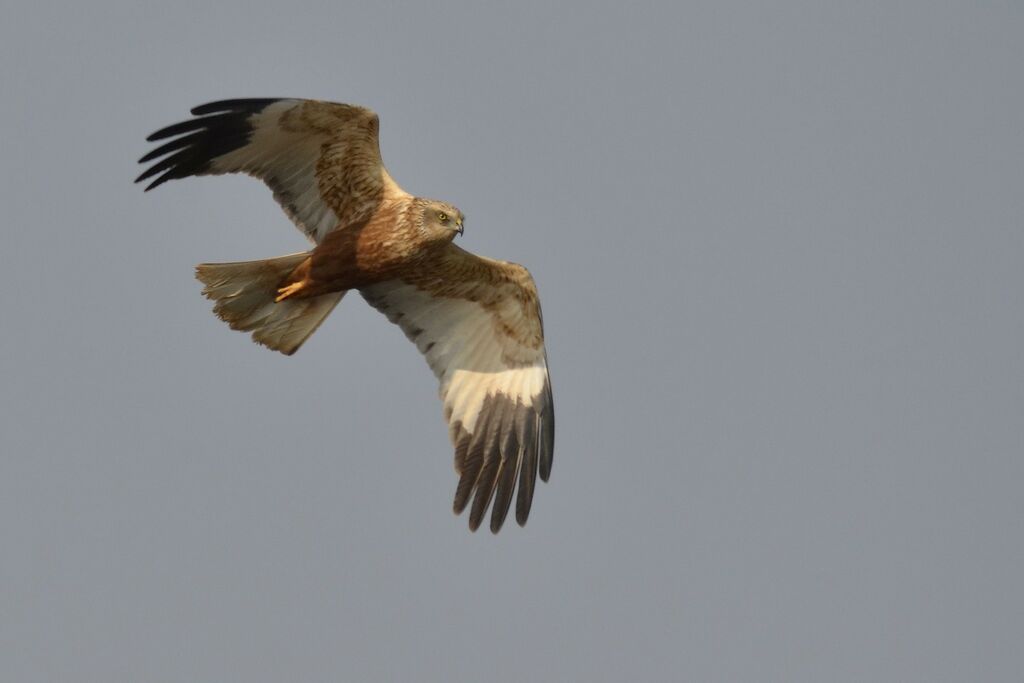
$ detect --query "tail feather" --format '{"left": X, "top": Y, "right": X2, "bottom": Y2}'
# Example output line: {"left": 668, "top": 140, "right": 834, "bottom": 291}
{"left": 195, "top": 253, "right": 343, "bottom": 355}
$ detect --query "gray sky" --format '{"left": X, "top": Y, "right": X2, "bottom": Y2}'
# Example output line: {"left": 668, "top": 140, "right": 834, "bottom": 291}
{"left": 2, "top": 2, "right": 1022, "bottom": 681}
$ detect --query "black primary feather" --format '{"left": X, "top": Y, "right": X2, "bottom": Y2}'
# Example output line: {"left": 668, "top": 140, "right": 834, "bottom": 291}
{"left": 136, "top": 99, "right": 283, "bottom": 191}
{"left": 515, "top": 408, "right": 539, "bottom": 526}
{"left": 538, "top": 383, "right": 555, "bottom": 482}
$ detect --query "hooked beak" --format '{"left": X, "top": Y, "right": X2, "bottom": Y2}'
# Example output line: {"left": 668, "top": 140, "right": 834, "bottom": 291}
{"left": 455, "top": 218, "right": 464, "bottom": 235}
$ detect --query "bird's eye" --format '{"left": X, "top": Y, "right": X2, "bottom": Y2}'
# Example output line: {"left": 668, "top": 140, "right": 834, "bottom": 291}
{"left": 438, "top": 212, "right": 448, "bottom": 222}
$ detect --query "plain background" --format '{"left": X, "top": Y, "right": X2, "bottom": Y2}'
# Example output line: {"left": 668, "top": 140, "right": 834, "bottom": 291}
{"left": 2, "top": 2, "right": 1022, "bottom": 681}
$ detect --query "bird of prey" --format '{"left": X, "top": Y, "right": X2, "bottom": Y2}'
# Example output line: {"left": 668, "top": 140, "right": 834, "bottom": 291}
{"left": 137, "top": 98, "right": 554, "bottom": 533}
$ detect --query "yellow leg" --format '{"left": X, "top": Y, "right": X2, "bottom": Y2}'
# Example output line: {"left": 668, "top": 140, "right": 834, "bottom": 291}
{"left": 275, "top": 281, "right": 306, "bottom": 302}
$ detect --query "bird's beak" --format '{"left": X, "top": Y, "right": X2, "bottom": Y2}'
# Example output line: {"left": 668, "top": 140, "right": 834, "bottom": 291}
{"left": 455, "top": 218, "right": 464, "bottom": 235}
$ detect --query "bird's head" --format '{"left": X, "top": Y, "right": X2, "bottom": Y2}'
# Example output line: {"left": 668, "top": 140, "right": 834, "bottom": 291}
{"left": 418, "top": 199, "right": 464, "bottom": 242}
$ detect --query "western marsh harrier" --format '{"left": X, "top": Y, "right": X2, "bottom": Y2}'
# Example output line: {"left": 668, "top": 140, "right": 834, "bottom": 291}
{"left": 137, "top": 98, "right": 554, "bottom": 532}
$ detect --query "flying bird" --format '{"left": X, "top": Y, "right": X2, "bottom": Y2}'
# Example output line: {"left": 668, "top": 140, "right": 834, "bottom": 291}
{"left": 137, "top": 98, "right": 554, "bottom": 532}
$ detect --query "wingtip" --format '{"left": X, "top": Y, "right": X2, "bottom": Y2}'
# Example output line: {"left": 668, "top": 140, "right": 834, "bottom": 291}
{"left": 142, "top": 176, "right": 166, "bottom": 192}
{"left": 133, "top": 171, "right": 157, "bottom": 190}
{"left": 489, "top": 508, "right": 513, "bottom": 533}
{"left": 189, "top": 98, "right": 285, "bottom": 117}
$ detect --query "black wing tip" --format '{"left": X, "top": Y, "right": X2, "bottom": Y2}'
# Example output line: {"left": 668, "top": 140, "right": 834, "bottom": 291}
{"left": 468, "top": 458, "right": 501, "bottom": 532}
{"left": 461, "top": 505, "right": 518, "bottom": 533}
{"left": 538, "top": 386, "right": 555, "bottom": 482}
{"left": 190, "top": 98, "right": 286, "bottom": 117}
{"left": 141, "top": 176, "right": 167, "bottom": 192}
{"left": 137, "top": 99, "right": 285, "bottom": 191}
{"left": 489, "top": 448, "right": 519, "bottom": 533}
{"left": 490, "top": 491, "right": 516, "bottom": 532}
{"left": 450, "top": 391, "right": 555, "bottom": 533}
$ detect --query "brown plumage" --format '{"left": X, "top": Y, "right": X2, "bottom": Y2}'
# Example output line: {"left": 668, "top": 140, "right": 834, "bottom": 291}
{"left": 137, "top": 98, "right": 554, "bottom": 532}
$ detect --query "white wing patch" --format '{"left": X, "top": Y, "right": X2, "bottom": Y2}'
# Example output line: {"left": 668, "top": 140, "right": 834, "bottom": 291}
{"left": 139, "top": 98, "right": 552, "bottom": 532}
{"left": 361, "top": 280, "right": 548, "bottom": 434}
{"left": 209, "top": 101, "right": 340, "bottom": 243}
{"left": 139, "top": 99, "right": 405, "bottom": 244}
{"left": 361, "top": 274, "right": 553, "bottom": 532}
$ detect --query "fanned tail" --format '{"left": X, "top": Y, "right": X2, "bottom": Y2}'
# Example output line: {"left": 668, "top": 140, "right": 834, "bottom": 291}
{"left": 195, "top": 253, "right": 344, "bottom": 355}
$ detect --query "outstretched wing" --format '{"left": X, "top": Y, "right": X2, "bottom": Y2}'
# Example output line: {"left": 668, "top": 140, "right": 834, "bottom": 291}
{"left": 361, "top": 245, "right": 554, "bottom": 533}
{"left": 137, "top": 98, "right": 410, "bottom": 243}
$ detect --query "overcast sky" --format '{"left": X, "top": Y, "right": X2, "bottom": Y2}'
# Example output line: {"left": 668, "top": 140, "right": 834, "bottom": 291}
{"left": 2, "top": 2, "right": 1022, "bottom": 681}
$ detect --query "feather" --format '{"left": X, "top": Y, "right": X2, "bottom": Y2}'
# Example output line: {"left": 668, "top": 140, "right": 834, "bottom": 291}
{"left": 138, "top": 98, "right": 554, "bottom": 532}
{"left": 361, "top": 245, "right": 553, "bottom": 531}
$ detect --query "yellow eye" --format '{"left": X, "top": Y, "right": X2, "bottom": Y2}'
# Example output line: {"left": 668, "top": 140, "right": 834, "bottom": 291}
{"left": 438, "top": 212, "right": 448, "bottom": 222}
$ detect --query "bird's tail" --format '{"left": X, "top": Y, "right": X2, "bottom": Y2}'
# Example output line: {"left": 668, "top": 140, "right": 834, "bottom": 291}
{"left": 195, "top": 252, "right": 344, "bottom": 355}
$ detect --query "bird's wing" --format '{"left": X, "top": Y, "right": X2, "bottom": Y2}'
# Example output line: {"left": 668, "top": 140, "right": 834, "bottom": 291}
{"left": 361, "top": 245, "right": 554, "bottom": 533}
{"left": 137, "top": 98, "right": 409, "bottom": 243}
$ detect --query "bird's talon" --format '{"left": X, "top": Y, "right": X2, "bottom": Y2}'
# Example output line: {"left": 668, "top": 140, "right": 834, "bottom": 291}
{"left": 275, "top": 282, "right": 304, "bottom": 302}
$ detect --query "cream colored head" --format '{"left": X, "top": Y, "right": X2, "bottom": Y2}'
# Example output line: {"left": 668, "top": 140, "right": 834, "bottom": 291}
{"left": 418, "top": 199, "right": 464, "bottom": 242}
